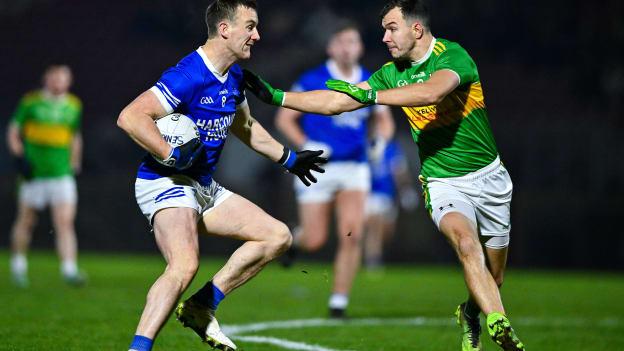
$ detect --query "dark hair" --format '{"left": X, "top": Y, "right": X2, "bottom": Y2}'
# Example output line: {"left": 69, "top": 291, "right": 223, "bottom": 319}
{"left": 205, "top": 0, "right": 257, "bottom": 39}
{"left": 380, "top": 0, "right": 430, "bottom": 28}
{"left": 331, "top": 19, "right": 360, "bottom": 37}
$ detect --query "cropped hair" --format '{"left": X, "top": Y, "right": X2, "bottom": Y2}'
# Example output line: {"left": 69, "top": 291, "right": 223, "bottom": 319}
{"left": 205, "top": 0, "right": 257, "bottom": 38}
{"left": 380, "top": 0, "right": 430, "bottom": 29}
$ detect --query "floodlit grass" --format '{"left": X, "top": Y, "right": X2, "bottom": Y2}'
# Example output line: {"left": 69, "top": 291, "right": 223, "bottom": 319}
{"left": 0, "top": 251, "right": 622, "bottom": 350}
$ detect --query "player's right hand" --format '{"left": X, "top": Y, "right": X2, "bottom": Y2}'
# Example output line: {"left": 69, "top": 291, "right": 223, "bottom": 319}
{"left": 242, "top": 69, "right": 285, "bottom": 106}
{"left": 161, "top": 139, "right": 204, "bottom": 170}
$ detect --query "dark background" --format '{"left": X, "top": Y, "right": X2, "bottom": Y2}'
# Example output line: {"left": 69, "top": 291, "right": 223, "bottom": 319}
{"left": 1, "top": 0, "right": 622, "bottom": 269}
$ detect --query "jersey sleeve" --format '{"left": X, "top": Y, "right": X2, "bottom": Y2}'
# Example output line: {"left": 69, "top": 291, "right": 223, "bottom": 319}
{"left": 367, "top": 64, "right": 394, "bottom": 91}
{"left": 149, "top": 68, "right": 195, "bottom": 113}
{"left": 433, "top": 47, "right": 478, "bottom": 85}
{"left": 11, "top": 95, "right": 31, "bottom": 127}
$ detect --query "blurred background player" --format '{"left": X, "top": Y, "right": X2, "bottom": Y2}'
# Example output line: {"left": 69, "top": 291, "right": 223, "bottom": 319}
{"left": 364, "top": 138, "right": 419, "bottom": 269}
{"left": 275, "top": 21, "right": 395, "bottom": 318}
{"left": 117, "top": 1, "right": 325, "bottom": 350}
{"left": 6, "top": 65, "right": 85, "bottom": 288}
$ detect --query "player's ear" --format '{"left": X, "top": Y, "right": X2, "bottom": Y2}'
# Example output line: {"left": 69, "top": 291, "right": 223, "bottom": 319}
{"left": 218, "top": 20, "right": 230, "bottom": 39}
{"left": 412, "top": 21, "right": 424, "bottom": 39}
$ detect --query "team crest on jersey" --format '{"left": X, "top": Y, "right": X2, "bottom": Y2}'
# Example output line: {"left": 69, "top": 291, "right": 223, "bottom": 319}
{"left": 200, "top": 96, "right": 214, "bottom": 104}
{"left": 397, "top": 80, "right": 409, "bottom": 87}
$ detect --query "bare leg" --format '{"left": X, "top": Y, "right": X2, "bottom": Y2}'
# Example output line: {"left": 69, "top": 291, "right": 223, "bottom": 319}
{"left": 296, "top": 201, "right": 332, "bottom": 252}
{"left": 50, "top": 202, "right": 78, "bottom": 276}
{"left": 199, "top": 194, "right": 292, "bottom": 294}
{"left": 364, "top": 214, "right": 385, "bottom": 268}
{"left": 485, "top": 246, "right": 508, "bottom": 288}
{"left": 332, "top": 190, "right": 366, "bottom": 295}
{"left": 11, "top": 203, "right": 38, "bottom": 256}
{"left": 439, "top": 212, "right": 504, "bottom": 315}
{"left": 10, "top": 202, "right": 38, "bottom": 280}
{"left": 135, "top": 207, "right": 200, "bottom": 339}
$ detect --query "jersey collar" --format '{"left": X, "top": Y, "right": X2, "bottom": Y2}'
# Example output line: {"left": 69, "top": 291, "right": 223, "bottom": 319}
{"left": 411, "top": 37, "right": 437, "bottom": 66}
{"left": 196, "top": 47, "right": 229, "bottom": 83}
{"left": 42, "top": 89, "right": 67, "bottom": 102}
{"left": 326, "top": 59, "right": 363, "bottom": 84}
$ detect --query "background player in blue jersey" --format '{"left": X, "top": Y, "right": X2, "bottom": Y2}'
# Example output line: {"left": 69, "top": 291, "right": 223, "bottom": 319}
{"left": 364, "top": 139, "right": 419, "bottom": 269}
{"left": 275, "top": 22, "right": 394, "bottom": 318}
{"left": 117, "top": 1, "right": 326, "bottom": 351}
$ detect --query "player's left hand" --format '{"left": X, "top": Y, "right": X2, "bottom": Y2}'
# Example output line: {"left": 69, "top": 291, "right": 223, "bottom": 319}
{"left": 278, "top": 147, "right": 327, "bottom": 186}
{"left": 325, "top": 79, "right": 377, "bottom": 105}
{"left": 243, "top": 69, "right": 285, "bottom": 106}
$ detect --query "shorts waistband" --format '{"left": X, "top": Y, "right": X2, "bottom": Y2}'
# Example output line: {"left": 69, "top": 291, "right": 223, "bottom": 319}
{"left": 429, "top": 156, "right": 502, "bottom": 182}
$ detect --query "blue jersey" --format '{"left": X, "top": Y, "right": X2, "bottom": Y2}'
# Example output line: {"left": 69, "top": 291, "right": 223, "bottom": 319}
{"left": 370, "top": 140, "right": 406, "bottom": 198}
{"left": 294, "top": 60, "right": 373, "bottom": 162}
{"left": 137, "top": 48, "right": 246, "bottom": 185}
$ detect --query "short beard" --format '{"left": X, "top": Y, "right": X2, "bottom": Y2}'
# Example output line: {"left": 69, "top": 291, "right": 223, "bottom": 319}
{"left": 393, "top": 40, "right": 417, "bottom": 62}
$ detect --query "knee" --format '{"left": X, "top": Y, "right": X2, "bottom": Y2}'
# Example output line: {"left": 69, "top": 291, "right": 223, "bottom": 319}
{"left": 269, "top": 222, "right": 292, "bottom": 255}
{"left": 337, "top": 230, "right": 363, "bottom": 249}
{"left": 168, "top": 256, "right": 199, "bottom": 286}
{"left": 456, "top": 235, "right": 482, "bottom": 263}
{"left": 15, "top": 213, "right": 37, "bottom": 232}
{"left": 301, "top": 232, "right": 326, "bottom": 252}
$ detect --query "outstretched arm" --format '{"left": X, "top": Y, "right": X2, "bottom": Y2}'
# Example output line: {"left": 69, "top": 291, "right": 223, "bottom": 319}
{"left": 243, "top": 69, "right": 365, "bottom": 115}
{"left": 327, "top": 69, "right": 460, "bottom": 107}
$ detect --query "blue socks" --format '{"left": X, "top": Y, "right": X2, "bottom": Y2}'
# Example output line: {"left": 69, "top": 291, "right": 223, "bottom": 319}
{"left": 129, "top": 335, "right": 153, "bottom": 351}
{"left": 192, "top": 280, "right": 225, "bottom": 311}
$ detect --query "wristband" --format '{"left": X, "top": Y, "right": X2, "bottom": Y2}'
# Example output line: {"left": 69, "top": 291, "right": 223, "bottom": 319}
{"left": 278, "top": 146, "right": 296, "bottom": 169}
{"left": 273, "top": 90, "right": 285, "bottom": 106}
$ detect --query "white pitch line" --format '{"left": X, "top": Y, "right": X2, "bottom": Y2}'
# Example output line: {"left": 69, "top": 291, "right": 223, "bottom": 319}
{"left": 235, "top": 335, "right": 354, "bottom": 351}
{"left": 223, "top": 316, "right": 622, "bottom": 351}
{"left": 224, "top": 316, "right": 623, "bottom": 335}
{"left": 223, "top": 317, "right": 449, "bottom": 335}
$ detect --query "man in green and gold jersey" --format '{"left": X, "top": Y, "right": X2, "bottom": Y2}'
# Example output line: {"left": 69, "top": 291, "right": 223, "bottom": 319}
{"left": 243, "top": 0, "right": 525, "bottom": 350}
{"left": 6, "top": 65, "right": 86, "bottom": 287}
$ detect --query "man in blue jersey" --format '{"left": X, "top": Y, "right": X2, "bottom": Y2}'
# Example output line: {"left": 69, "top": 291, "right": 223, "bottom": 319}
{"left": 117, "top": 1, "right": 326, "bottom": 351}
{"left": 275, "top": 22, "right": 394, "bottom": 318}
{"left": 364, "top": 139, "right": 419, "bottom": 269}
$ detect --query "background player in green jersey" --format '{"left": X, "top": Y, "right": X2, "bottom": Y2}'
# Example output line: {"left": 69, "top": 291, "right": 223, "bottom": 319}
{"left": 6, "top": 65, "right": 85, "bottom": 287}
{"left": 244, "top": 0, "right": 525, "bottom": 350}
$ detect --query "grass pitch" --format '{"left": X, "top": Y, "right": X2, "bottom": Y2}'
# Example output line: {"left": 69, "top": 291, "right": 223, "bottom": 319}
{"left": 0, "top": 251, "right": 622, "bottom": 350}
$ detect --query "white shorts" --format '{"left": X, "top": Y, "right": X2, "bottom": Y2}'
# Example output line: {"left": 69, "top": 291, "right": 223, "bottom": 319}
{"left": 366, "top": 193, "right": 398, "bottom": 221}
{"left": 422, "top": 157, "right": 513, "bottom": 249}
{"left": 295, "top": 161, "right": 370, "bottom": 203}
{"left": 19, "top": 175, "right": 77, "bottom": 210}
{"left": 135, "top": 175, "right": 233, "bottom": 224}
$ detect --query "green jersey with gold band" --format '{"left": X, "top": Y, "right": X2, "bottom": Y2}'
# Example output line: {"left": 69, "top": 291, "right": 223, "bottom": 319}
{"left": 11, "top": 90, "right": 82, "bottom": 179}
{"left": 367, "top": 38, "right": 498, "bottom": 178}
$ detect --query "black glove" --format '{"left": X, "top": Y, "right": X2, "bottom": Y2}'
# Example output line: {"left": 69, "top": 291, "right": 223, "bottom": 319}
{"left": 14, "top": 157, "right": 33, "bottom": 180}
{"left": 242, "top": 69, "right": 285, "bottom": 106}
{"left": 157, "top": 139, "right": 204, "bottom": 170}
{"left": 278, "top": 147, "right": 327, "bottom": 186}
